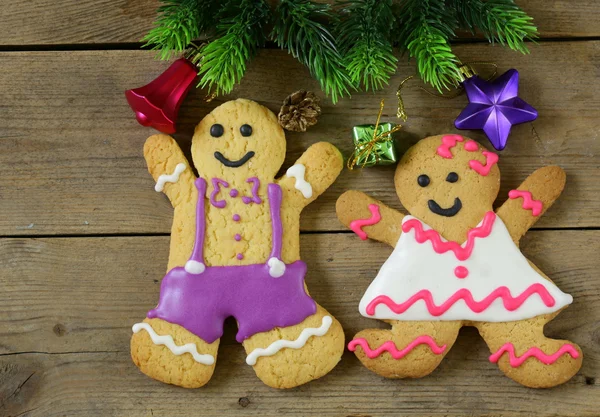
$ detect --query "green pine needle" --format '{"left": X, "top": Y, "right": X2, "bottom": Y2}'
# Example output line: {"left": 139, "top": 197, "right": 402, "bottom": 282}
{"left": 394, "top": 0, "right": 463, "bottom": 92}
{"left": 143, "top": 0, "right": 213, "bottom": 60}
{"left": 191, "top": 0, "right": 271, "bottom": 95}
{"left": 271, "top": 0, "right": 353, "bottom": 104}
{"left": 335, "top": 0, "right": 398, "bottom": 91}
{"left": 452, "top": 0, "right": 538, "bottom": 53}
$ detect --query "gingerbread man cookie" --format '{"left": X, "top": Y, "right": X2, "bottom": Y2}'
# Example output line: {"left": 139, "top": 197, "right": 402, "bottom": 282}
{"left": 131, "top": 99, "right": 345, "bottom": 389}
{"left": 336, "top": 134, "right": 582, "bottom": 388}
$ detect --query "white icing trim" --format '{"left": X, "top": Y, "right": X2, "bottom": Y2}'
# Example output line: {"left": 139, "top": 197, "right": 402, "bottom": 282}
{"left": 132, "top": 322, "right": 215, "bottom": 365}
{"left": 359, "top": 214, "right": 573, "bottom": 322}
{"left": 267, "top": 257, "right": 286, "bottom": 278}
{"left": 245, "top": 316, "right": 333, "bottom": 366}
{"left": 286, "top": 164, "right": 313, "bottom": 199}
{"left": 185, "top": 260, "right": 205, "bottom": 274}
{"left": 155, "top": 163, "right": 186, "bottom": 192}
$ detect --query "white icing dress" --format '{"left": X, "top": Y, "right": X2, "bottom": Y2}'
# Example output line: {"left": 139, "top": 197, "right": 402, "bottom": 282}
{"left": 359, "top": 211, "right": 572, "bottom": 322}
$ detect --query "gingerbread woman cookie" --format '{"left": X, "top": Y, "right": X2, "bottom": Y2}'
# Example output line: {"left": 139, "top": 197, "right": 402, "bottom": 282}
{"left": 131, "top": 99, "right": 345, "bottom": 389}
{"left": 336, "top": 134, "right": 582, "bottom": 388}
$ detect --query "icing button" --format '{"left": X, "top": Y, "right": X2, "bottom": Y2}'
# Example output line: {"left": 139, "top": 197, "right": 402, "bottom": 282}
{"left": 230, "top": 189, "right": 238, "bottom": 198}
{"left": 233, "top": 214, "right": 241, "bottom": 222}
{"left": 237, "top": 253, "right": 244, "bottom": 260}
{"left": 454, "top": 266, "right": 469, "bottom": 279}
{"left": 234, "top": 233, "right": 242, "bottom": 241}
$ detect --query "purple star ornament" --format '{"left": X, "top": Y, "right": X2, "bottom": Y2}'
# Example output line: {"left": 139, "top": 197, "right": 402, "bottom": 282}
{"left": 454, "top": 69, "right": 538, "bottom": 150}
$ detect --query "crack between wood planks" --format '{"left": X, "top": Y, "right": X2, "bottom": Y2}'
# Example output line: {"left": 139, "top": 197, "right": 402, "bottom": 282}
{"left": 0, "top": 350, "right": 123, "bottom": 357}
{"left": 0, "top": 227, "right": 598, "bottom": 240}
{"left": 0, "top": 36, "right": 598, "bottom": 53}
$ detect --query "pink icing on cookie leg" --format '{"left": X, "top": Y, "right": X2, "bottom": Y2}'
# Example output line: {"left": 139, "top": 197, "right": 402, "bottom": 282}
{"left": 508, "top": 190, "right": 543, "bottom": 216}
{"left": 469, "top": 151, "right": 499, "bottom": 176}
{"left": 437, "top": 134, "right": 464, "bottom": 158}
{"left": 489, "top": 343, "right": 579, "bottom": 367}
{"left": 350, "top": 204, "right": 381, "bottom": 240}
{"left": 348, "top": 336, "right": 447, "bottom": 359}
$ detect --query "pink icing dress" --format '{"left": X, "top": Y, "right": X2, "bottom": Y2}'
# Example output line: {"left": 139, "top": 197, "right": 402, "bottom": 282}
{"left": 359, "top": 211, "right": 572, "bottom": 322}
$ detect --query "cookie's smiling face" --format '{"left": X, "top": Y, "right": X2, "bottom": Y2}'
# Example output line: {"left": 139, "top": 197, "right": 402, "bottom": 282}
{"left": 394, "top": 135, "right": 500, "bottom": 240}
{"left": 192, "top": 99, "right": 286, "bottom": 182}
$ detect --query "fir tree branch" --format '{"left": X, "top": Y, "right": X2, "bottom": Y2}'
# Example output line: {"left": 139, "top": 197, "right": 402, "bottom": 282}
{"left": 335, "top": 0, "right": 398, "bottom": 91}
{"left": 451, "top": 0, "right": 538, "bottom": 53}
{"left": 394, "top": 0, "right": 462, "bottom": 92}
{"left": 271, "top": 0, "right": 353, "bottom": 104}
{"left": 143, "top": 0, "right": 215, "bottom": 60}
{"left": 191, "top": 0, "right": 271, "bottom": 95}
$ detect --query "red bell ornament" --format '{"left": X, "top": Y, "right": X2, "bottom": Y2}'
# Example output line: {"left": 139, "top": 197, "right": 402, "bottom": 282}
{"left": 125, "top": 58, "right": 198, "bottom": 134}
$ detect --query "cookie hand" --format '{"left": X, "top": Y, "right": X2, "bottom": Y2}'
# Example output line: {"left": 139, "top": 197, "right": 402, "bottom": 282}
{"left": 336, "top": 190, "right": 405, "bottom": 248}
{"left": 144, "top": 134, "right": 196, "bottom": 208}
{"left": 276, "top": 142, "right": 343, "bottom": 210}
{"left": 496, "top": 166, "right": 566, "bottom": 243}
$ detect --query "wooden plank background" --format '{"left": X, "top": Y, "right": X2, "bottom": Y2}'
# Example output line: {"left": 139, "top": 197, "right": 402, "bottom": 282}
{"left": 0, "top": 1, "right": 599, "bottom": 416}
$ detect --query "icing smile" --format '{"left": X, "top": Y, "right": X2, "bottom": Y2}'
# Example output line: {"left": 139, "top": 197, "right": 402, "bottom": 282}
{"left": 214, "top": 151, "right": 255, "bottom": 168}
{"left": 428, "top": 198, "right": 462, "bottom": 217}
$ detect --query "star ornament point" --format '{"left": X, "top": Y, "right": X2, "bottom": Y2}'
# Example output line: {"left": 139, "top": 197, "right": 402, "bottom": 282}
{"left": 454, "top": 69, "right": 538, "bottom": 151}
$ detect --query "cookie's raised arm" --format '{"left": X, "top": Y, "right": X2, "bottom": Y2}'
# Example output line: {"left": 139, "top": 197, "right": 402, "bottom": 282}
{"left": 336, "top": 191, "right": 405, "bottom": 248}
{"left": 496, "top": 165, "right": 566, "bottom": 244}
{"left": 144, "top": 134, "right": 196, "bottom": 208}
{"left": 276, "top": 142, "right": 343, "bottom": 210}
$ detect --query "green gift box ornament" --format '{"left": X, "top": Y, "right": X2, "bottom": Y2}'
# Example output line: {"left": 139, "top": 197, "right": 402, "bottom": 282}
{"left": 348, "top": 100, "right": 402, "bottom": 169}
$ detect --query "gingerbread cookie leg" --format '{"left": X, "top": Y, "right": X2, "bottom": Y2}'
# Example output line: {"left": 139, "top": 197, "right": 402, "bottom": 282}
{"left": 348, "top": 320, "right": 462, "bottom": 378}
{"left": 243, "top": 305, "right": 345, "bottom": 389}
{"left": 131, "top": 318, "right": 219, "bottom": 388}
{"left": 476, "top": 315, "right": 582, "bottom": 388}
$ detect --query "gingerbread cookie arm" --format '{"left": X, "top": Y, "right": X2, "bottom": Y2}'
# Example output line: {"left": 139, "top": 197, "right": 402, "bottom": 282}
{"left": 276, "top": 142, "right": 343, "bottom": 210}
{"left": 144, "top": 134, "right": 196, "bottom": 208}
{"left": 336, "top": 191, "right": 405, "bottom": 247}
{"left": 496, "top": 166, "right": 566, "bottom": 244}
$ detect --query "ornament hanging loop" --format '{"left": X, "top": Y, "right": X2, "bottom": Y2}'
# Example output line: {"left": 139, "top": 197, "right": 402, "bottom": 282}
{"left": 395, "top": 61, "right": 498, "bottom": 122}
{"left": 347, "top": 99, "right": 402, "bottom": 170}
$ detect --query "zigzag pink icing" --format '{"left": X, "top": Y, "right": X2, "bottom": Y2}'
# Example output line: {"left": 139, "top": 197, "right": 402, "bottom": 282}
{"left": 508, "top": 190, "right": 543, "bottom": 216}
{"left": 348, "top": 336, "right": 447, "bottom": 359}
{"left": 489, "top": 343, "right": 579, "bottom": 367}
{"left": 469, "top": 151, "right": 498, "bottom": 176}
{"left": 402, "top": 211, "right": 496, "bottom": 261}
{"left": 437, "top": 134, "right": 464, "bottom": 158}
{"left": 350, "top": 204, "right": 381, "bottom": 240}
{"left": 365, "top": 284, "right": 556, "bottom": 316}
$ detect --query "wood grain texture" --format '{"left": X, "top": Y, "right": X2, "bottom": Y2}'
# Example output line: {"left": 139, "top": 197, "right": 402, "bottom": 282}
{"left": 0, "top": 42, "right": 599, "bottom": 236}
{"left": 0, "top": 0, "right": 599, "bottom": 46}
{"left": 0, "top": 231, "right": 598, "bottom": 416}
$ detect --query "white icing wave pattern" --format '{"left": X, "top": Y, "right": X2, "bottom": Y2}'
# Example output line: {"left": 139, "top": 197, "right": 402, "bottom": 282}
{"left": 132, "top": 322, "right": 215, "bottom": 365}
{"left": 155, "top": 163, "right": 186, "bottom": 192}
{"left": 286, "top": 164, "right": 313, "bottom": 198}
{"left": 246, "top": 315, "right": 333, "bottom": 366}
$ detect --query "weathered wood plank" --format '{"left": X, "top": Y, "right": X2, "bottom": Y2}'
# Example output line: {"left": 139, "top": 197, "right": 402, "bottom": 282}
{"left": 0, "top": 0, "right": 599, "bottom": 46}
{"left": 0, "top": 231, "right": 598, "bottom": 416}
{"left": 0, "top": 42, "right": 598, "bottom": 235}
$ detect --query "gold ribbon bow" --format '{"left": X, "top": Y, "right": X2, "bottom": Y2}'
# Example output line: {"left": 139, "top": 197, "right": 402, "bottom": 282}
{"left": 347, "top": 99, "right": 402, "bottom": 170}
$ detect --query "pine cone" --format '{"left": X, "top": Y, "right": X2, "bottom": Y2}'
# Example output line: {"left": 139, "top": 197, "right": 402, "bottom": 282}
{"left": 278, "top": 90, "right": 322, "bottom": 132}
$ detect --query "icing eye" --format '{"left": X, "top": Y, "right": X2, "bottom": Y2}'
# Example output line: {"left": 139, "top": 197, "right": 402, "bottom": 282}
{"left": 446, "top": 172, "right": 459, "bottom": 183}
{"left": 210, "top": 124, "right": 224, "bottom": 138}
{"left": 417, "top": 174, "right": 430, "bottom": 187}
{"left": 240, "top": 124, "right": 253, "bottom": 137}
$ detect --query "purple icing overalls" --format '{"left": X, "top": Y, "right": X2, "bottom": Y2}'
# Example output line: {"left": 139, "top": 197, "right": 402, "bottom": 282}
{"left": 148, "top": 177, "right": 316, "bottom": 344}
